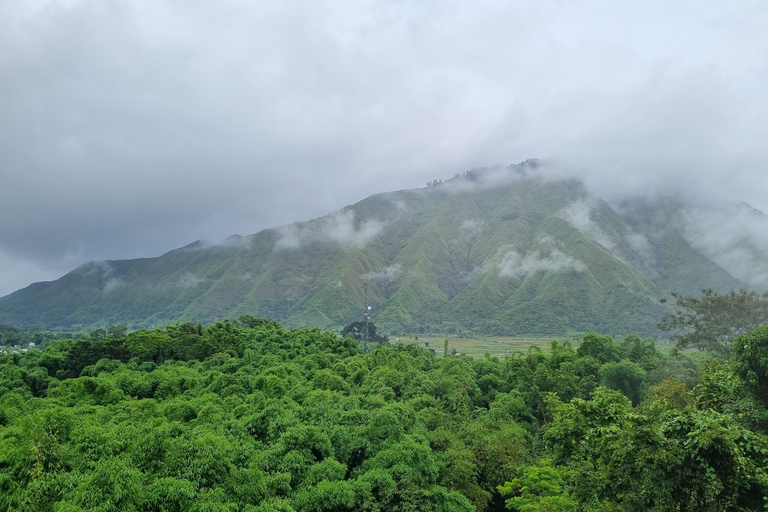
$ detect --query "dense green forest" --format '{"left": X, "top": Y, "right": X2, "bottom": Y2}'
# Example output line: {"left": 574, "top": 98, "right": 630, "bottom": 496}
{"left": 1, "top": 313, "right": 767, "bottom": 511}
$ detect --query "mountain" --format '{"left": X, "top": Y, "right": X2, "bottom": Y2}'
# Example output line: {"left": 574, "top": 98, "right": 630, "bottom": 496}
{"left": 0, "top": 161, "right": 761, "bottom": 335}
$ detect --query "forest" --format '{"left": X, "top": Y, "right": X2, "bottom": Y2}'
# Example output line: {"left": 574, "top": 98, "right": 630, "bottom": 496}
{"left": 1, "top": 308, "right": 767, "bottom": 511}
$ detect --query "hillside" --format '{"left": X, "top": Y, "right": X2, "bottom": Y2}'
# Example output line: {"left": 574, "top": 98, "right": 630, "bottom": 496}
{"left": 0, "top": 162, "right": 753, "bottom": 334}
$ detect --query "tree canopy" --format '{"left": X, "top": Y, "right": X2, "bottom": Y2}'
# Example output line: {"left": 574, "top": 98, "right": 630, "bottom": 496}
{"left": 0, "top": 320, "right": 766, "bottom": 511}
{"left": 658, "top": 287, "right": 768, "bottom": 356}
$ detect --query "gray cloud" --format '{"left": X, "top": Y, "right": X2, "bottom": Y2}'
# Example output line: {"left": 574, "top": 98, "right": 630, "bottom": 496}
{"left": 1, "top": 0, "right": 768, "bottom": 296}
{"left": 679, "top": 204, "right": 768, "bottom": 290}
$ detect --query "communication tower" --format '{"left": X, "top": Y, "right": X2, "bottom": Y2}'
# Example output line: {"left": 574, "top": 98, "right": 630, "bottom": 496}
{"left": 363, "top": 282, "right": 371, "bottom": 342}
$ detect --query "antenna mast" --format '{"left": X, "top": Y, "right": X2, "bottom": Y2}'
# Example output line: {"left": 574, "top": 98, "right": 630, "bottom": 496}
{"left": 363, "top": 282, "right": 371, "bottom": 343}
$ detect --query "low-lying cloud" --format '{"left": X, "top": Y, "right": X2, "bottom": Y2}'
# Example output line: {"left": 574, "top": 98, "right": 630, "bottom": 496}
{"left": 558, "top": 199, "right": 655, "bottom": 268}
{"left": 460, "top": 218, "right": 484, "bottom": 244}
{"left": 424, "top": 162, "right": 538, "bottom": 196}
{"left": 83, "top": 261, "right": 126, "bottom": 293}
{"left": 498, "top": 237, "right": 586, "bottom": 278}
{"left": 173, "top": 272, "right": 205, "bottom": 290}
{"left": 679, "top": 204, "right": 768, "bottom": 290}
{"left": 362, "top": 263, "right": 402, "bottom": 284}
{"left": 103, "top": 277, "right": 124, "bottom": 292}
{"left": 559, "top": 200, "right": 619, "bottom": 253}
{"left": 274, "top": 210, "right": 384, "bottom": 250}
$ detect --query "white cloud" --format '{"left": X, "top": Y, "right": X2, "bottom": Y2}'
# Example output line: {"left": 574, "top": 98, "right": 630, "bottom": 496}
{"left": 460, "top": 218, "right": 484, "bottom": 243}
{"left": 173, "top": 272, "right": 204, "bottom": 289}
{"left": 497, "top": 237, "right": 586, "bottom": 278}
{"left": 362, "top": 263, "right": 402, "bottom": 283}
{"left": 80, "top": 260, "right": 127, "bottom": 293}
{"left": 274, "top": 210, "right": 383, "bottom": 250}
{"left": 429, "top": 164, "right": 536, "bottom": 195}
{"left": 558, "top": 200, "right": 620, "bottom": 254}
{"left": 273, "top": 224, "right": 303, "bottom": 251}
{"left": 325, "top": 211, "right": 383, "bottom": 247}
{"left": 558, "top": 198, "right": 657, "bottom": 268}
{"left": 87, "top": 260, "right": 114, "bottom": 277}
{"left": 103, "top": 277, "right": 124, "bottom": 292}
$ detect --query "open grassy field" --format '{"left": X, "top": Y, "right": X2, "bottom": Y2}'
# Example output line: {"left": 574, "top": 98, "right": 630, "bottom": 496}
{"left": 391, "top": 334, "right": 561, "bottom": 358}
{"left": 391, "top": 333, "right": 676, "bottom": 358}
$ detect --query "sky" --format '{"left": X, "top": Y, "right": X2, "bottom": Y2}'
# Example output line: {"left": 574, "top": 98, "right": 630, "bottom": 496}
{"left": 1, "top": 0, "right": 768, "bottom": 297}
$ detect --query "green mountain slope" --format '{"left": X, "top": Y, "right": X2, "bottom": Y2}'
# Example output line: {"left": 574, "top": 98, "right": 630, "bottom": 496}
{"left": 0, "top": 164, "right": 751, "bottom": 334}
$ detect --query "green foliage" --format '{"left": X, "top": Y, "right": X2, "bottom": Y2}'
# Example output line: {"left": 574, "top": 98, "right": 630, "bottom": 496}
{"left": 659, "top": 287, "right": 768, "bottom": 356}
{"left": 599, "top": 359, "right": 647, "bottom": 406}
{"left": 577, "top": 333, "right": 621, "bottom": 363}
{"left": 733, "top": 326, "right": 768, "bottom": 408}
{"left": 498, "top": 459, "right": 577, "bottom": 511}
{"left": 544, "top": 386, "right": 768, "bottom": 510}
{"left": 0, "top": 321, "right": 766, "bottom": 512}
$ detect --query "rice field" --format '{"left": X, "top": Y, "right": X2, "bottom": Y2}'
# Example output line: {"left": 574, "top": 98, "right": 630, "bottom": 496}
{"left": 390, "top": 333, "right": 675, "bottom": 358}
{"left": 391, "top": 334, "right": 563, "bottom": 358}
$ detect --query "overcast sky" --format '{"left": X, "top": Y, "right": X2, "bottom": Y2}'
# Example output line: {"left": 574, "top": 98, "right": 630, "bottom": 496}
{"left": 1, "top": 0, "right": 767, "bottom": 297}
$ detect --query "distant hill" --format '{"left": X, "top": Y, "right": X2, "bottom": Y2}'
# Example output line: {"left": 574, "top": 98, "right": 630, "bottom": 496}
{"left": 1, "top": 161, "right": 762, "bottom": 335}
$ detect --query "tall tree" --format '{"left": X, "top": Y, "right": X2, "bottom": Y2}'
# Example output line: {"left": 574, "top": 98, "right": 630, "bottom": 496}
{"left": 658, "top": 288, "right": 768, "bottom": 356}
{"left": 733, "top": 326, "right": 768, "bottom": 408}
{"left": 544, "top": 387, "right": 768, "bottom": 510}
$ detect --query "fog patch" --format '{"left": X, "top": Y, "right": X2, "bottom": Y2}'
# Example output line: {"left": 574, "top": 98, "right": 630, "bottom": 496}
{"left": 103, "top": 277, "right": 124, "bottom": 292}
{"left": 273, "top": 224, "right": 303, "bottom": 250}
{"left": 624, "top": 232, "right": 654, "bottom": 263}
{"left": 385, "top": 195, "right": 411, "bottom": 217}
{"left": 460, "top": 218, "right": 484, "bottom": 243}
{"left": 679, "top": 204, "right": 768, "bottom": 290}
{"left": 85, "top": 260, "right": 114, "bottom": 277}
{"left": 498, "top": 237, "right": 586, "bottom": 278}
{"left": 274, "top": 210, "right": 384, "bottom": 250}
{"left": 559, "top": 199, "right": 656, "bottom": 267}
{"left": 462, "top": 260, "right": 494, "bottom": 282}
{"left": 174, "top": 272, "right": 205, "bottom": 289}
{"left": 428, "top": 160, "right": 541, "bottom": 194}
{"left": 217, "top": 234, "right": 252, "bottom": 249}
{"left": 85, "top": 260, "right": 126, "bottom": 293}
{"left": 559, "top": 200, "right": 619, "bottom": 253}
{"left": 362, "top": 263, "right": 402, "bottom": 284}
{"left": 325, "top": 210, "right": 383, "bottom": 247}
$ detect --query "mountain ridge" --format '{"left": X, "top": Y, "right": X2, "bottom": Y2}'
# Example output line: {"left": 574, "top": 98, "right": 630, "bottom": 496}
{"left": 0, "top": 162, "right": 758, "bottom": 334}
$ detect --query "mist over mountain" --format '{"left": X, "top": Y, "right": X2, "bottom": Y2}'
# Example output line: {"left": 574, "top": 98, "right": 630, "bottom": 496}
{"left": 0, "top": 161, "right": 762, "bottom": 335}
